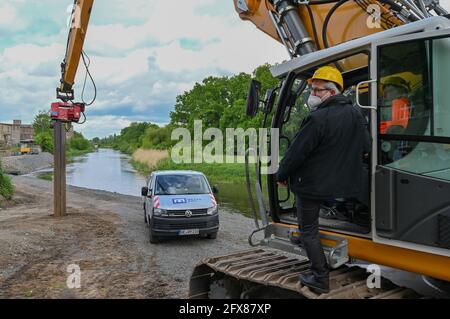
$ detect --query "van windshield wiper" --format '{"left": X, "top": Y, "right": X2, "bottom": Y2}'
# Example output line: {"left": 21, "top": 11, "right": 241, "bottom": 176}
{"left": 156, "top": 180, "right": 168, "bottom": 194}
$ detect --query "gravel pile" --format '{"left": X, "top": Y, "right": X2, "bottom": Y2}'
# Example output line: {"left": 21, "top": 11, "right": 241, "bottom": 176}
{"left": 0, "top": 152, "right": 53, "bottom": 175}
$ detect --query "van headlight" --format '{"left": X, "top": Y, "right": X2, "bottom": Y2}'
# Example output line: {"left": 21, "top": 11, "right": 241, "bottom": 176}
{"left": 153, "top": 208, "right": 168, "bottom": 216}
{"left": 207, "top": 206, "right": 218, "bottom": 215}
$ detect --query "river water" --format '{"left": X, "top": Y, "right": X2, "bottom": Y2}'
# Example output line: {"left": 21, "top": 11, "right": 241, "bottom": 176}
{"left": 64, "top": 148, "right": 146, "bottom": 197}
{"left": 49, "top": 149, "right": 254, "bottom": 217}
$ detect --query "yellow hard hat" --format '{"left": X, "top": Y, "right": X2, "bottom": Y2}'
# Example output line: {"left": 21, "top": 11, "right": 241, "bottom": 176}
{"left": 382, "top": 76, "right": 411, "bottom": 92}
{"left": 307, "top": 66, "right": 344, "bottom": 91}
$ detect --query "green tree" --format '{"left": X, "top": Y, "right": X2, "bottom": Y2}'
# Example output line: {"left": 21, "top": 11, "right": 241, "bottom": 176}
{"left": 68, "top": 132, "right": 91, "bottom": 151}
{"left": 35, "top": 131, "right": 54, "bottom": 153}
{"left": 33, "top": 111, "right": 53, "bottom": 153}
{"left": 141, "top": 124, "right": 174, "bottom": 150}
{"left": 32, "top": 111, "right": 52, "bottom": 135}
{"left": 170, "top": 64, "right": 278, "bottom": 133}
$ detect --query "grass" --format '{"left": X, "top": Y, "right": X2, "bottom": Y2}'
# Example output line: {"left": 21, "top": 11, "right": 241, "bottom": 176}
{"left": 156, "top": 159, "right": 249, "bottom": 184}
{"left": 130, "top": 148, "right": 169, "bottom": 175}
{"left": 37, "top": 172, "right": 53, "bottom": 181}
{"left": 131, "top": 148, "right": 259, "bottom": 185}
{"left": 0, "top": 163, "right": 14, "bottom": 200}
{"left": 132, "top": 149, "right": 169, "bottom": 169}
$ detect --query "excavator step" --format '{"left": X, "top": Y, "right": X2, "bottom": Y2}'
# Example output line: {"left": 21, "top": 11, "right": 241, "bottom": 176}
{"left": 189, "top": 248, "right": 420, "bottom": 299}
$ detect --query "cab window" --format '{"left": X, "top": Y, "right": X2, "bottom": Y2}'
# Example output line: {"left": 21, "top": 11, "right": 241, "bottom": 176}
{"left": 378, "top": 35, "right": 450, "bottom": 181}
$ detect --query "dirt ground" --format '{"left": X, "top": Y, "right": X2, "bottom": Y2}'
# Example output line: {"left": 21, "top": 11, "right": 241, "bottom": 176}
{"left": 0, "top": 176, "right": 256, "bottom": 298}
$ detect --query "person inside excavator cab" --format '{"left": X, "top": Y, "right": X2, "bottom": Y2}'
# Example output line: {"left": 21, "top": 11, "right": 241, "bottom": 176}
{"left": 380, "top": 75, "right": 412, "bottom": 135}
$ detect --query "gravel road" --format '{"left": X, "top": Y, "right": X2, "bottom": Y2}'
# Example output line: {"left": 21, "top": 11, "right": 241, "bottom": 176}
{"left": 0, "top": 153, "right": 53, "bottom": 175}
{"left": 0, "top": 175, "right": 258, "bottom": 298}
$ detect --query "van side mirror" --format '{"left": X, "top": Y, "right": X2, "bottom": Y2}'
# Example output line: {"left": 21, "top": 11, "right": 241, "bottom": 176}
{"left": 246, "top": 79, "right": 262, "bottom": 118}
{"left": 212, "top": 186, "right": 219, "bottom": 194}
{"left": 141, "top": 186, "right": 148, "bottom": 196}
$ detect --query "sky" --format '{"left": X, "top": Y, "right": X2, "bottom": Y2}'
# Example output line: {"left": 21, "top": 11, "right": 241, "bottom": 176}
{"left": 0, "top": 0, "right": 288, "bottom": 139}
{"left": 1, "top": 0, "right": 450, "bottom": 139}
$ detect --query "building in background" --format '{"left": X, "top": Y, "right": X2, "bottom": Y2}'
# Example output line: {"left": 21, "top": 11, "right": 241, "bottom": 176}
{"left": 0, "top": 120, "right": 75, "bottom": 147}
{"left": 0, "top": 120, "right": 35, "bottom": 146}
{"left": 0, "top": 120, "right": 23, "bottom": 146}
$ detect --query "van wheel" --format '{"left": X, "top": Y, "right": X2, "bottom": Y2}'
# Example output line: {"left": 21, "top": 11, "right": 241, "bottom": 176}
{"left": 207, "top": 232, "right": 217, "bottom": 239}
{"left": 149, "top": 228, "right": 160, "bottom": 244}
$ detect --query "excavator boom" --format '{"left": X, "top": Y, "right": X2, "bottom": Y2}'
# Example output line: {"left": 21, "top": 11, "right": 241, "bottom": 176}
{"left": 57, "top": 0, "right": 94, "bottom": 102}
{"left": 233, "top": 0, "right": 447, "bottom": 71}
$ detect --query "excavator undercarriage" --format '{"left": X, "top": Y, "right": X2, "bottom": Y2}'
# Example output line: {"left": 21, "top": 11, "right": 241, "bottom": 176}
{"left": 189, "top": 249, "right": 421, "bottom": 299}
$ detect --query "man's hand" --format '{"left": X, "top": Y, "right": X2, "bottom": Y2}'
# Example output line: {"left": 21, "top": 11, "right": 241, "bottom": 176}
{"left": 277, "top": 181, "right": 287, "bottom": 187}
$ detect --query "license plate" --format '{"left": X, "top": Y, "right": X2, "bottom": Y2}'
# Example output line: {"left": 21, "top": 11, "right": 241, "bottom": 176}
{"left": 179, "top": 229, "right": 199, "bottom": 235}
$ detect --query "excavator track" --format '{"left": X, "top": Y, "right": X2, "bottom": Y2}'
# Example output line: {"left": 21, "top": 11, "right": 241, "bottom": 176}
{"left": 189, "top": 248, "right": 422, "bottom": 299}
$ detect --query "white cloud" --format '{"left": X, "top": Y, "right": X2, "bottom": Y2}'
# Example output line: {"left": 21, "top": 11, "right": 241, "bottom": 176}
{"left": 1, "top": 43, "right": 65, "bottom": 73}
{"left": 75, "top": 115, "right": 133, "bottom": 139}
{"left": 0, "top": 1, "right": 26, "bottom": 31}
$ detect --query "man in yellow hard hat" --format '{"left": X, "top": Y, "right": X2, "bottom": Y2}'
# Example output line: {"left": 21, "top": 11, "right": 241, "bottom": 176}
{"left": 276, "top": 66, "right": 371, "bottom": 294}
{"left": 306, "top": 66, "right": 344, "bottom": 111}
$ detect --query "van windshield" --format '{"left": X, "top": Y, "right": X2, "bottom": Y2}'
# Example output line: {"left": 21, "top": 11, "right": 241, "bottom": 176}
{"left": 154, "top": 174, "right": 210, "bottom": 195}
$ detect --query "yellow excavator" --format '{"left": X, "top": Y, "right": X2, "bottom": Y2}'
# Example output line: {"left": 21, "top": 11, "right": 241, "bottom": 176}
{"left": 188, "top": 0, "right": 450, "bottom": 298}
{"left": 55, "top": 0, "right": 450, "bottom": 299}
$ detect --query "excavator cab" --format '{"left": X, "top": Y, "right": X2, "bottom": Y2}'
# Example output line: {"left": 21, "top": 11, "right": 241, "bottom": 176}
{"left": 189, "top": 18, "right": 450, "bottom": 300}
{"left": 189, "top": 3, "right": 450, "bottom": 300}
{"left": 244, "top": 18, "right": 450, "bottom": 260}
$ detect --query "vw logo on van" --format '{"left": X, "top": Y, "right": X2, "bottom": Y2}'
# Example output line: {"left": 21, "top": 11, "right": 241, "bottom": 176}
{"left": 185, "top": 210, "right": 193, "bottom": 217}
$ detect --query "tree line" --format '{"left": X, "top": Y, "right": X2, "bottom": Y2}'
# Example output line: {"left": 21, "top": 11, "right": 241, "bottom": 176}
{"left": 96, "top": 64, "right": 280, "bottom": 154}
{"left": 33, "top": 112, "right": 93, "bottom": 156}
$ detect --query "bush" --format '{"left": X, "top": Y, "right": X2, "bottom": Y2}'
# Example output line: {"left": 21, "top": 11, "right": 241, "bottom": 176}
{"left": 68, "top": 136, "right": 91, "bottom": 150}
{"left": 140, "top": 125, "right": 173, "bottom": 150}
{"left": 0, "top": 163, "right": 14, "bottom": 200}
{"left": 35, "top": 131, "right": 54, "bottom": 153}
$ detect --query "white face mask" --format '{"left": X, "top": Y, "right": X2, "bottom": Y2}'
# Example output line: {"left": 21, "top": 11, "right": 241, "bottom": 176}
{"left": 307, "top": 95, "right": 322, "bottom": 111}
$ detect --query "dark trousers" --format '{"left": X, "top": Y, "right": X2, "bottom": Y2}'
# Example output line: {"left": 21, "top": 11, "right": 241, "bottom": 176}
{"left": 296, "top": 195, "right": 329, "bottom": 278}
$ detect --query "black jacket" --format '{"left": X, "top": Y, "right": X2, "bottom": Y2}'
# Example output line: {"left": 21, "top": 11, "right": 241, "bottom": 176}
{"left": 276, "top": 94, "right": 371, "bottom": 200}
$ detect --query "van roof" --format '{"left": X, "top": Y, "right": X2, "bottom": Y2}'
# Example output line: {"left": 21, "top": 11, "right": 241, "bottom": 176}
{"left": 153, "top": 170, "right": 205, "bottom": 176}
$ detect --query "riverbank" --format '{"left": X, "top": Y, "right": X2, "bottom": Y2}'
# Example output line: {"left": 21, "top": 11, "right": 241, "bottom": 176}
{"left": 0, "top": 175, "right": 257, "bottom": 298}
{"left": 131, "top": 148, "right": 252, "bottom": 184}
{"left": 130, "top": 148, "right": 169, "bottom": 175}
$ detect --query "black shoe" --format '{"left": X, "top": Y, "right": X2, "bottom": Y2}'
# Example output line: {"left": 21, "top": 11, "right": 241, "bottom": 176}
{"left": 319, "top": 205, "right": 349, "bottom": 221}
{"left": 299, "top": 273, "right": 330, "bottom": 294}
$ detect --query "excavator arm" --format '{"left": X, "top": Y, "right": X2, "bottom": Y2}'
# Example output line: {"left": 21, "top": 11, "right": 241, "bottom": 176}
{"left": 234, "top": 0, "right": 447, "bottom": 71}
{"left": 52, "top": 0, "right": 94, "bottom": 123}
{"left": 57, "top": 0, "right": 94, "bottom": 102}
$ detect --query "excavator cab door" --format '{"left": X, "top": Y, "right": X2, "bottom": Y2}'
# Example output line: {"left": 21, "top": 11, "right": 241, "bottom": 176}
{"left": 371, "top": 28, "right": 450, "bottom": 256}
